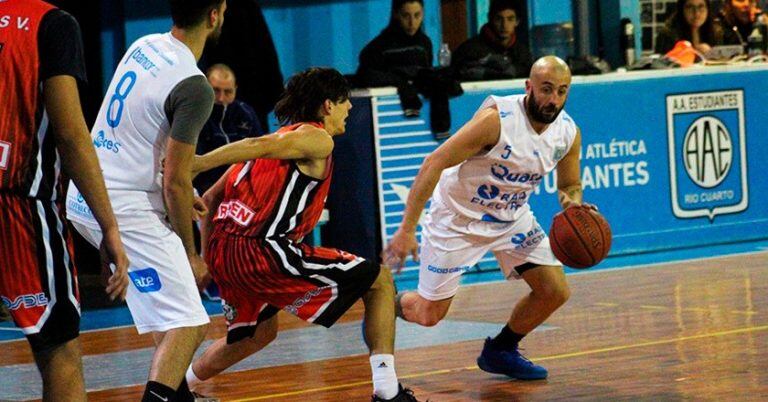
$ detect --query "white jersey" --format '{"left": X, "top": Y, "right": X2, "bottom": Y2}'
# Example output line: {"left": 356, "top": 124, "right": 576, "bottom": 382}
{"left": 433, "top": 94, "right": 578, "bottom": 223}
{"left": 67, "top": 33, "right": 204, "bottom": 229}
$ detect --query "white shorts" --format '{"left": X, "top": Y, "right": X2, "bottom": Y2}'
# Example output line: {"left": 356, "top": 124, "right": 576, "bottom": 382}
{"left": 71, "top": 220, "right": 209, "bottom": 334}
{"left": 417, "top": 201, "right": 561, "bottom": 301}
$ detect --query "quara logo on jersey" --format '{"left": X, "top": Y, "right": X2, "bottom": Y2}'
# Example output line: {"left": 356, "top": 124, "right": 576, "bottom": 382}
{"left": 0, "top": 140, "right": 10, "bottom": 170}
{"left": 129, "top": 268, "right": 162, "bottom": 293}
{"left": 93, "top": 131, "right": 122, "bottom": 154}
{"left": 215, "top": 200, "right": 256, "bottom": 226}
{"left": 2, "top": 293, "right": 48, "bottom": 310}
{"left": 490, "top": 164, "right": 543, "bottom": 185}
{"left": 666, "top": 90, "right": 748, "bottom": 221}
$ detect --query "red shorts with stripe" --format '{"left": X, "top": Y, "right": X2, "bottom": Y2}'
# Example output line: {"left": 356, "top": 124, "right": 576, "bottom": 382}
{"left": 0, "top": 193, "right": 80, "bottom": 352}
{"left": 207, "top": 231, "right": 380, "bottom": 343}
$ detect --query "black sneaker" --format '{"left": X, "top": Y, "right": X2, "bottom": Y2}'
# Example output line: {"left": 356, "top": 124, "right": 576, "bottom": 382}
{"left": 371, "top": 384, "right": 419, "bottom": 401}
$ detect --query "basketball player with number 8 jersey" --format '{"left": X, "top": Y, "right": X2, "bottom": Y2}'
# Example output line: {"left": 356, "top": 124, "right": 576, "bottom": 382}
{"left": 385, "top": 56, "right": 597, "bottom": 381}
{"left": 65, "top": 1, "right": 227, "bottom": 401}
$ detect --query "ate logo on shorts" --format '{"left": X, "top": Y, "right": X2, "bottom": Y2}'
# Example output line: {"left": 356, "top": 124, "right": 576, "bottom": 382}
{"left": 129, "top": 268, "right": 162, "bottom": 293}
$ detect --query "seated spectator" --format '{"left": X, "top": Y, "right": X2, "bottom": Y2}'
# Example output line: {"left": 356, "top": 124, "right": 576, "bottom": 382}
{"left": 194, "top": 64, "right": 263, "bottom": 194}
{"left": 201, "top": 0, "right": 284, "bottom": 132}
{"left": 655, "top": 0, "right": 724, "bottom": 55}
{"left": 357, "top": 0, "right": 432, "bottom": 115}
{"left": 719, "top": 0, "right": 758, "bottom": 45}
{"left": 452, "top": 0, "right": 532, "bottom": 81}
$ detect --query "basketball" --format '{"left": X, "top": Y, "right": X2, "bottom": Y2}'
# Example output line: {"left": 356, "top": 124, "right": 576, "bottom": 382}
{"left": 549, "top": 205, "right": 612, "bottom": 269}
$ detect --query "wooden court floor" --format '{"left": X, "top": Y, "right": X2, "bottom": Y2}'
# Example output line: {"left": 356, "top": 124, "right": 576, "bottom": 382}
{"left": 2, "top": 251, "right": 766, "bottom": 401}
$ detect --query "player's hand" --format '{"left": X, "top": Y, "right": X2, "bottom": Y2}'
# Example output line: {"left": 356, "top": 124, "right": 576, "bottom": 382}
{"left": 193, "top": 195, "right": 209, "bottom": 221}
{"left": 382, "top": 228, "right": 419, "bottom": 274}
{"left": 99, "top": 228, "right": 130, "bottom": 301}
{"left": 189, "top": 254, "right": 211, "bottom": 292}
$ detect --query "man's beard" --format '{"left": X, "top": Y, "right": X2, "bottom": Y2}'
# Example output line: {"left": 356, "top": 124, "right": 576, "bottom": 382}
{"left": 526, "top": 90, "right": 563, "bottom": 124}
{"left": 206, "top": 22, "right": 223, "bottom": 47}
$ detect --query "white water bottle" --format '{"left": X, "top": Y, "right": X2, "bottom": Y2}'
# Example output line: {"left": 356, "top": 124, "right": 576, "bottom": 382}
{"left": 438, "top": 42, "right": 451, "bottom": 67}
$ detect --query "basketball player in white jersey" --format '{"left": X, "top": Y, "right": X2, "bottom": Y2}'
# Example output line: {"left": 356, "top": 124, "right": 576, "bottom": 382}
{"left": 65, "top": 1, "right": 226, "bottom": 400}
{"left": 385, "top": 56, "right": 587, "bottom": 380}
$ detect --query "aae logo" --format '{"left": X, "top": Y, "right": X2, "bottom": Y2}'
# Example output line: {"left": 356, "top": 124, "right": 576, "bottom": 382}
{"left": 666, "top": 90, "right": 748, "bottom": 221}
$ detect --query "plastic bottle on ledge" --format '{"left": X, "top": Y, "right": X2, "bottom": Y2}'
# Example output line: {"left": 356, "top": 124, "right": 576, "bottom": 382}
{"left": 748, "top": 25, "right": 764, "bottom": 57}
{"left": 438, "top": 43, "right": 451, "bottom": 67}
{"left": 622, "top": 19, "right": 636, "bottom": 67}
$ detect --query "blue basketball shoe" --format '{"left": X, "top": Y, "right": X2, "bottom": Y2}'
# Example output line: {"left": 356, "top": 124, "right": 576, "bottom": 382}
{"left": 476, "top": 337, "right": 548, "bottom": 380}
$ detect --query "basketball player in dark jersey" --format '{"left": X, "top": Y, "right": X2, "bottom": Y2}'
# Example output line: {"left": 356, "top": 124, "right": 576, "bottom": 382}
{"left": 186, "top": 68, "right": 420, "bottom": 401}
{"left": 0, "top": 0, "right": 129, "bottom": 400}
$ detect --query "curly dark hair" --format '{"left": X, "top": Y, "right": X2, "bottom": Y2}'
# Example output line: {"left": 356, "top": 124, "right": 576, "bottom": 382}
{"left": 274, "top": 68, "right": 350, "bottom": 125}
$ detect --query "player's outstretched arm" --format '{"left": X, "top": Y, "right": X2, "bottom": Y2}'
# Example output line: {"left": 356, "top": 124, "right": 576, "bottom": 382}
{"left": 193, "top": 125, "right": 334, "bottom": 175}
{"left": 45, "top": 75, "right": 129, "bottom": 301}
{"left": 384, "top": 107, "right": 501, "bottom": 270}
{"left": 556, "top": 127, "right": 583, "bottom": 209}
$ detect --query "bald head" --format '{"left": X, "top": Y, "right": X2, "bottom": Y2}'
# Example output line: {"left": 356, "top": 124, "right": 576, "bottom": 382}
{"left": 206, "top": 63, "right": 237, "bottom": 106}
{"left": 525, "top": 56, "right": 572, "bottom": 126}
{"left": 529, "top": 56, "right": 571, "bottom": 83}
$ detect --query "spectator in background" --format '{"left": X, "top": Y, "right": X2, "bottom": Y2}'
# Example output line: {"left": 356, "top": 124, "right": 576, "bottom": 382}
{"left": 452, "top": 0, "right": 532, "bottom": 81}
{"left": 655, "top": 0, "right": 724, "bottom": 54}
{"left": 194, "top": 64, "right": 263, "bottom": 195}
{"left": 202, "top": 0, "right": 283, "bottom": 131}
{"left": 357, "top": 0, "right": 432, "bottom": 116}
{"left": 719, "top": 0, "right": 759, "bottom": 45}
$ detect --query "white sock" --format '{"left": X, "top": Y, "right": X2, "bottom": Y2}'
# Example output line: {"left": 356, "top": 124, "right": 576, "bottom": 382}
{"left": 186, "top": 365, "right": 202, "bottom": 391}
{"left": 370, "top": 354, "right": 399, "bottom": 399}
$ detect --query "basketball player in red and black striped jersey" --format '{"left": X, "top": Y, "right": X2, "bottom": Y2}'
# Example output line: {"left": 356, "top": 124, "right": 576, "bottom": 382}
{"left": 186, "top": 68, "right": 420, "bottom": 402}
{"left": 0, "top": 0, "right": 129, "bottom": 400}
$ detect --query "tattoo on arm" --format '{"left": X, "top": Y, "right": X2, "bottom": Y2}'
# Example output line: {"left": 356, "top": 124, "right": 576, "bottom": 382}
{"left": 558, "top": 184, "right": 583, "bottom": 207}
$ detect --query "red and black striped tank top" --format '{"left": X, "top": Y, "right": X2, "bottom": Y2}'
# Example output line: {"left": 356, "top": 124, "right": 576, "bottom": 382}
{"left": 212, "top": 122, "right": 333, "bottom": 241}
{"left": 0, "top": 0, "right": 58, "bottom": 199}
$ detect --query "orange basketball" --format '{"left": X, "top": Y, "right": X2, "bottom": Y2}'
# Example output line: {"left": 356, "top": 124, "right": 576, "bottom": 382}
{"left": 549, "top": 205, "right": 612, "bottom": 269}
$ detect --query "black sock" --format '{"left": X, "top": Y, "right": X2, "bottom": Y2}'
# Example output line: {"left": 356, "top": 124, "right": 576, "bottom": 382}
{"left": 491, "top": 325, "right": 525, "bottom": 350}
{"left": 176, "top": 379, "right": 195, "bottom": 402}
{"left": 142, "top": 381, "right": 176, "bottom": 402}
